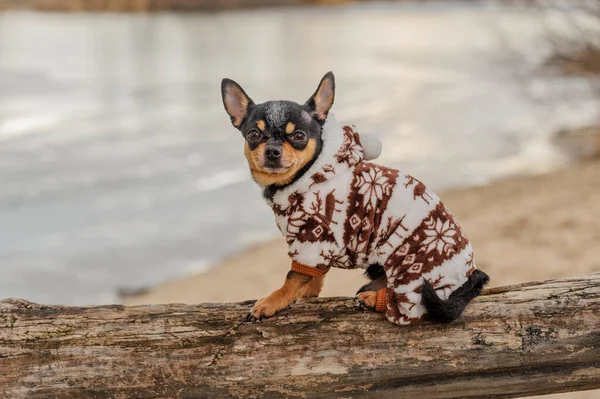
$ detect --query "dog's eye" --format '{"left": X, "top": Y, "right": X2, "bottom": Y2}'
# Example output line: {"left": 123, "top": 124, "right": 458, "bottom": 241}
{"left": 292, "top": 131, "right": 307, "bottom": 141}
{"left": 247, "top": 130, "right": 261, "bottom": 141}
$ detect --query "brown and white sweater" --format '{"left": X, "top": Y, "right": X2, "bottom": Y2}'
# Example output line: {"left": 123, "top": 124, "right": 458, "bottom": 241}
{"left": 266, "top": 115, "right": 477, "bottom": 325}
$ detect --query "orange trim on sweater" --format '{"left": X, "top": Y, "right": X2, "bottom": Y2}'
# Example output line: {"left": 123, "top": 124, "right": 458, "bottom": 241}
{"left": 291, "top": 261, "right": 329, "bottom": 278}
{"left": 375, "top": 287, "right": 387, "bottom": 313}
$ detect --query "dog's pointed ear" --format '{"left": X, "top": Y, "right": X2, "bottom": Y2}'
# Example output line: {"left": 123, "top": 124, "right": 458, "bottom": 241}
{"left": 221, "top": 78, "right": 254, "bottom": 128}
{"left": 305, "top": 71, "right": 335, "bottom": 122}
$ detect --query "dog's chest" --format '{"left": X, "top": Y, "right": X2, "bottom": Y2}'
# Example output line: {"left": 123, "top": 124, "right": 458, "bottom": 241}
{"left": 271, "top": 166, "right": 354, "bottom": 247}
{"left": 270, "top": 161, "right": 440, "bottom": 267}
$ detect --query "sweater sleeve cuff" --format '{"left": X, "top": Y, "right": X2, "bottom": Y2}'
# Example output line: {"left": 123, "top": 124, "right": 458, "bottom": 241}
{"left": 291, "top": 261, "right": 329, "bottom": 278}
{"left": 375, "top": 287, "right": 387, "bottom": 313}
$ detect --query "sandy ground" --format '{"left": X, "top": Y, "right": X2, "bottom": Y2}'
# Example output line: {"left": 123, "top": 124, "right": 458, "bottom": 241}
{"left": 123, "top": 159, "right": 600, "bottom": 399}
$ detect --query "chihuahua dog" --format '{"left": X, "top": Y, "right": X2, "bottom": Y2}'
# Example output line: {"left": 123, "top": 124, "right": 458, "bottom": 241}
{"left": 221, "top": 72, "right": 489, "bottom": 325}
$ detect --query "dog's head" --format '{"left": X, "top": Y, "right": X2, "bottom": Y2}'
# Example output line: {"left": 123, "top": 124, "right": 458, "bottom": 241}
{"left": 221, "top": 72, "right": 335, "bottom": 187}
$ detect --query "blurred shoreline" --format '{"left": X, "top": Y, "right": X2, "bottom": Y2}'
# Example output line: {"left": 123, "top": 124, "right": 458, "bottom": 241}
{"left": 1, "top": 2, "right": 598, "bottom": 306}
{"left": 3, "top": 0, "right": 376, "bottom": 12}
{"left": 122, "top": 151, "right": 600, "bottom": 306}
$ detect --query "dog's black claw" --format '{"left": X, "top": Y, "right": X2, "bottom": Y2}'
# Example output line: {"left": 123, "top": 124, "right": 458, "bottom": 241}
{"left": 246, "top": 310, "right": 264, "bottom": 322}
{"left": 355, "top": 297, "right": 365, "bottom": 310}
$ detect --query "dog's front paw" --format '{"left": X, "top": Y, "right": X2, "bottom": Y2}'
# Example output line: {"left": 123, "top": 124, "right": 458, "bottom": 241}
{"left": 246, "top": 292, "right": 290, "bottom": 321}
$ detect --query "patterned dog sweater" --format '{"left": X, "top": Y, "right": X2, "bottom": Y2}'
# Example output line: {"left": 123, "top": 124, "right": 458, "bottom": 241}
{"left": 266, "top": 115, "right": 477, "bottom": 325}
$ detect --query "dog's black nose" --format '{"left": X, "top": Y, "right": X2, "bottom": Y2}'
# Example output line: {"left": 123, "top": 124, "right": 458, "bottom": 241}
{"left": 265, "top": 146, "right": 282, "bottom": 161}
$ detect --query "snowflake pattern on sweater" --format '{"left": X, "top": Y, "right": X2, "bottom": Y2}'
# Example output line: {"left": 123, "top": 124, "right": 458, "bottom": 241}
{"left": 267, "top": 116, "right": 477, "bottom": 325}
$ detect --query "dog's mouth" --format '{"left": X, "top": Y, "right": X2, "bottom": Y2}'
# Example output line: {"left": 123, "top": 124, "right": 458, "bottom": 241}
{"left": 259, "top": 165, "right": 293, "bottom": 175}
{"left": 260, "top": 158, "right": 295, "bottom": 174}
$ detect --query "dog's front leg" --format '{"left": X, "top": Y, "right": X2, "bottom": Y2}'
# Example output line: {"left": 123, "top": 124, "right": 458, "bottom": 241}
{"left": 300, "top": 274, "right": 326, "bottom": 298}
{"left": 247, "top": 271, "right": 312, "bottom": 321}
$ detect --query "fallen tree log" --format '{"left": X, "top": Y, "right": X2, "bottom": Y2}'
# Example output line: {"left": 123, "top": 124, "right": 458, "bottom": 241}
{"left": 0, "top": 274, "right": 599, "bottom": 398}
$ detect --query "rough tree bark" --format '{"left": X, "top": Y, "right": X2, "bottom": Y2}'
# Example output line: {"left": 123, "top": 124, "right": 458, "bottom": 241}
{"left": 0, "top": 274, "right": 599, "bottom": 399}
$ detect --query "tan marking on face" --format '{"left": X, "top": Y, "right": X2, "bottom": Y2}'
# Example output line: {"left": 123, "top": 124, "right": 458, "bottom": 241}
{"left": 244, "top": 141, "right": 266, "bottom": 174}
{"left": 256, "top": 120, "right": 266, "bottom": 131}
{"left": 246, "top": 139, "right": 317, "bottom": 187}
{"left": 285, "top": 122, "right": 296, "bottom": 134}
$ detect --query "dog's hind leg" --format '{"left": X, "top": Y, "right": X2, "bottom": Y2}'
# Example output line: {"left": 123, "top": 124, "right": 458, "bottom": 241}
{"left": 356, "top": 262, "right": 386, "bottom": 295}
{"left": 356, "top": 263, "right": 387, "bottom": 311}
{"left": 356, "top": 275, "right": 386, "bottom": 295}
{"left": 356, "top": 290, "right": 378, "bottom": 308}
{"left": 356, "top": 286, "right": 387, "bottom": 312}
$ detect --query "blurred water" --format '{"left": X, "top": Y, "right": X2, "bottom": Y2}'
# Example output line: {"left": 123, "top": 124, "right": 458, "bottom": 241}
{"left": 0, "top": 2, "right": 597, "bottom": 304}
